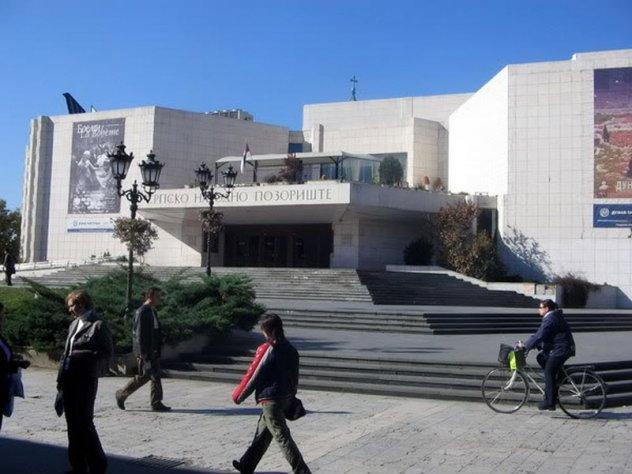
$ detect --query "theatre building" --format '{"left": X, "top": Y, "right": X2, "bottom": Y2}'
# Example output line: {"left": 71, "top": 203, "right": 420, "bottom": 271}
{"left": 20, "top": 49, "right": 632, "bottom": 305}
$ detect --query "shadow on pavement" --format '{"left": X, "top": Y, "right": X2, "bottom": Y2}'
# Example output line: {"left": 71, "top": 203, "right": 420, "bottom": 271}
{"left": 129, "top": 407, "right": 352, "bottom": 416}
{"left": 0, "top": 436, "right": 240, "bottom": 473}
{"left": 130, "top": 407, "right": 263, "bottom": 415}
{"left": 594, "top": 411, "right": 632, "bottom": 420}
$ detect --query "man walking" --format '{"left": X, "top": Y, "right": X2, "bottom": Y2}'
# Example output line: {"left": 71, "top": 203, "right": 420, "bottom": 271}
{"left": 115, "top": 287, "right": 171, "bottom": 412}
{"left": 232, "top": 313, "right": 311, "bottom": 474}
{"left": 3, "top": 252, "right": 15, "bottom": 286}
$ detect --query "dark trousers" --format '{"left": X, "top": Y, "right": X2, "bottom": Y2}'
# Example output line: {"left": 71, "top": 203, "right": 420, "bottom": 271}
{"left": 118, "top": 358, "right": 163, "bottom": 407}
{"left": 62, "top": 375, "right": 107, "bottom": 473}
{"left": 239, "top": 399, "right": 310, "bottom": 474}
{"left": 4, "top": 271, "right": 11, "bottom": 286}
{"left": 537, "top": 351, "right": 569, "bottom": 406}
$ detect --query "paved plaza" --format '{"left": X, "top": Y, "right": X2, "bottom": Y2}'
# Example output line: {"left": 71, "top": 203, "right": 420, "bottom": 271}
{"left": 1, "top": 369, "right": 631, "bottom": 473}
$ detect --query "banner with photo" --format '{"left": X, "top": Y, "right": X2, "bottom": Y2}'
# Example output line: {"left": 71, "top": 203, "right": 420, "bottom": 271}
{"left": 67, "top": 118, "right": 124, "bottom": 214}
{"left": 594, "top": 67, "right": 632, "bottom": 198}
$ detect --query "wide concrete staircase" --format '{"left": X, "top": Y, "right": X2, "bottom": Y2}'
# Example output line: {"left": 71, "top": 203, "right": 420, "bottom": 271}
{"left": 358, "top": 271, "right": 540, "bottom": 307}
{"left": 273, "top": 308, "right": 632, "bottom": 335}
{"left": 10, "top": 265, "right": 374, "bottom": 303}
{"left": 11, "top": 264, "right": 544, "bottom": 307}
{"left": 422, "top": 311, "right": 632, "bottom": 334}
{"left": 164, "top": 350, "right": 632, "bottom": 409}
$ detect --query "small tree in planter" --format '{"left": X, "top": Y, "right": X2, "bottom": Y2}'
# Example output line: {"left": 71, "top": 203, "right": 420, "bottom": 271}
{"left": 199, "top": 208, "right": 224, "bottom": 252}
{"left": 277, "top": 154, "right": 304, "bottom": 183}
{"left": 113, "top": 217, "right": 158, "bottom": 262}
{"left": 433, "top": 177, "right": 444, "bottom": 192}
{"left": 379, "top": 156, "right": 404, "bottom": 186}
{"left": 422, "top": 176, "right": 431, "bottom": 190}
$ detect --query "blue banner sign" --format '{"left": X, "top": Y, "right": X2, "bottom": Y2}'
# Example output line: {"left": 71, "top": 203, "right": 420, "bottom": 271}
{"left": 593, "top": 204, "right": 632, "bottom": 228}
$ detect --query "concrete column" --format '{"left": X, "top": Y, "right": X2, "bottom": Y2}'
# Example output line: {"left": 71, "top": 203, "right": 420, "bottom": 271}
{"left": 331, "top": 216, "right": 359, "bottom": 268}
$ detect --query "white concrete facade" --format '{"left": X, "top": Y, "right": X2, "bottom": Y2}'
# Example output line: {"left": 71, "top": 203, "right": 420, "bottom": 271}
{"left": 303, "top": 94, "right": 471, "bottom": 187}
{"left": 20, "top": 49, "right": 632, "bottom": 306}
{"left": 21, "top": 107, "right": 289, "bottom": 265}
{"left": 449, "top": 49, "right": 632, "bottom": 307}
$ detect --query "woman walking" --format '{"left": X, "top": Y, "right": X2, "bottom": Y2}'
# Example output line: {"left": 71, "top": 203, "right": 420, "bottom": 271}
{"left": 57, "top": 290, "right": 113, "bottom": 474}
{"left": 231, "top": 313, "right": 311, "bottom": 474}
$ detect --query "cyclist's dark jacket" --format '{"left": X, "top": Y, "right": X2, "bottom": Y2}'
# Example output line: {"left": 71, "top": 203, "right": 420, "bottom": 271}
{"left": 232, "top": 337, "right": 299, "bottom": 404}
{"left": 525, "top": 309, "right": 575, "bottom": 357}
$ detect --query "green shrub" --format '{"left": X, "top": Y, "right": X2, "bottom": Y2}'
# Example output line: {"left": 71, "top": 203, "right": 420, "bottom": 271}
{"left": 403, "top": 238, "right": 433, "bottom": 265}
{"left": 553, "top": 273, "right": 599, "bottom": 308}
{"left": 466, "top": 232, "right": 506, "bottom": 281}
{"left": 2, "top": 269, "right": 264, "bottom": 355}
{"left": 436, "top": 202, "right": 506, "bottom": 281}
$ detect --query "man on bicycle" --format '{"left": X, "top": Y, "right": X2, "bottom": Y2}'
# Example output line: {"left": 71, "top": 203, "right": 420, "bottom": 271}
{"left": 517, "top": 299, "right": 575, "bottom": 411}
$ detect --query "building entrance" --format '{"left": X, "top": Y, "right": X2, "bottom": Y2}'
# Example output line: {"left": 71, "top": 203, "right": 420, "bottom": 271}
{"left": 224, "top": 224, "right": 333, "bottom": 268}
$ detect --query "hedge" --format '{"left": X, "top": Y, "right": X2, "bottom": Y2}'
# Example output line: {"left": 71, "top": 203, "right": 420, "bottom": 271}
{"left": 1, "top": 268, "right": 264, "bottom": 356}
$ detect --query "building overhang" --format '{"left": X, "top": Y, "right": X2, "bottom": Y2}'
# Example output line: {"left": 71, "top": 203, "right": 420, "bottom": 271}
{"left": 139, "top": 181, "right": 493, "bottom": 226}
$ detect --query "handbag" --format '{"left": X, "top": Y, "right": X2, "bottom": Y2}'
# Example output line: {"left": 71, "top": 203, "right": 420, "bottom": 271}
{"left": 285, "top": 396, "right": 306, "bottom": 421}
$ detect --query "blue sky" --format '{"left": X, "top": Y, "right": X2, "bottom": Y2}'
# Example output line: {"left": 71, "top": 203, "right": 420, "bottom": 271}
{"left": 1, "top": 0, "right": 631, "bottom": 210}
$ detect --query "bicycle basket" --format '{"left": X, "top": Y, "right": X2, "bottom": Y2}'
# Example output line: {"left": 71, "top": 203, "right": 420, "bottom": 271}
{"left": 498, "top": 344, "right": 513, "bottom": 367}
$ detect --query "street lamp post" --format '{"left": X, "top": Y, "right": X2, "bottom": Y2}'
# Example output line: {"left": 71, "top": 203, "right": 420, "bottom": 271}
{"left": 194, "top": 163, "right": 237, "bottom": 276}
{"left": 108, "top": 143, "right": 164, "bottom": 313}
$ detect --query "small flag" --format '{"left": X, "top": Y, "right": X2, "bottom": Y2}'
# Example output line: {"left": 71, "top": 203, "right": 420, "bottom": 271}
{"left": 241, "top": 144, "right": 251, "bottom": 173}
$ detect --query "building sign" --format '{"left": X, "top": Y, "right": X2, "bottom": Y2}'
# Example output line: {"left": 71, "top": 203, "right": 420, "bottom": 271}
{"left": 593, "top": 204, "right": 632, "bottom": 228}
{"left": 67, "top": 217, "right": 115, "bottom": 233}
{"left": 67, "top": 118, "right": 124, "bottom": 214}
{"left": 594, "top": 67, "right": 632, "bottom": 198}
{"left": 146, "top": 183, "right": 350, "bottom": 209}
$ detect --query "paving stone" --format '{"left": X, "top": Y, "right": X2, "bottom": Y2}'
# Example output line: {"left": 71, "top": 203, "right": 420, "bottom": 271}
{"left": 2, "top": 369, "right": 632, "bottom": 473}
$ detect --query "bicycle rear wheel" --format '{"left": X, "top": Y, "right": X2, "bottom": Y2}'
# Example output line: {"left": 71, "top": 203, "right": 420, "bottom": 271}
{"left": 482, "top": 368, "right": 529, "bottom": 413}
{"left": 557, "top": 370, "right": 607, "bottom": 419}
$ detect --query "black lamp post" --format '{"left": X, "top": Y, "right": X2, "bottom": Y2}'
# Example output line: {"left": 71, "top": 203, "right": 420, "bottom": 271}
{"left": 108, "top": 143, "right": 164, "bottom": 313}
{"left": 194, "top": 162, "right": 237, "bottom": 276}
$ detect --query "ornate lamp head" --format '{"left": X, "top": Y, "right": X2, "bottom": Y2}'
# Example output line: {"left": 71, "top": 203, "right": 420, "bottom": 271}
{"left": 139, "top": 150, "right": 164, "bottom": 194}
{"left": 108, "top": 142, "right": 134, "bottom": 182}
{"left": 194, "top": 162, "right": 213, "bottom": 191}
{"left": 222, "top": 165, "right": 238, "bottom": 188}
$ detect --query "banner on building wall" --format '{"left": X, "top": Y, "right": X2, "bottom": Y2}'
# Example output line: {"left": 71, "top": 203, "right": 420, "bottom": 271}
{"left": 593, "top": 204, "right": 632, "bottom": 228}
{"left": 67, "top": 217, "right": 115, "bottom": 233}
{"left": 594, "top": 67, "right": 632, "bottom": 198}
{"left": 67, "top": 118, "right": 124, "bottom": 214}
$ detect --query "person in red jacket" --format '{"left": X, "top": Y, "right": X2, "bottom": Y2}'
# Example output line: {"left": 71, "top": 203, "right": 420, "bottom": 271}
{"left": 231, "top": 313, "right": 310, "bottom": 474}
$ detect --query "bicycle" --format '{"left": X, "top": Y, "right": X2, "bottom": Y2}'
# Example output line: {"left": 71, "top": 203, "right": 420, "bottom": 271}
{"left": 481, "top": 347, "right": 607, "bottom": 419}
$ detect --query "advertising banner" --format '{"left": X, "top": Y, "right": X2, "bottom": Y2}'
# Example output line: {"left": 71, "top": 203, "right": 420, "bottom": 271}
{"left": 67, "top": 118, "right": 124, "bottom": 214}
{"left": 593, "top": 204, "right": 632, "bottom": 228}
{"left": 67, "top": 217, "right": 115, "bottom": 233}
{"left": 594, "top": 67, "right": 632, "bottom": 198}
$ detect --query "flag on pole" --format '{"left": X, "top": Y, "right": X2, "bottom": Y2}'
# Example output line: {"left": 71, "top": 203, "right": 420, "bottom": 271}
{"left": 241, "top": 144, "right": 251, "bottom": 173}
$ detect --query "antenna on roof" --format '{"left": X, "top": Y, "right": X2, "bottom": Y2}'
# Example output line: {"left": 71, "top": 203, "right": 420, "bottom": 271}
{"left": 350, "top": 76, "right": 358, "bottom": 101}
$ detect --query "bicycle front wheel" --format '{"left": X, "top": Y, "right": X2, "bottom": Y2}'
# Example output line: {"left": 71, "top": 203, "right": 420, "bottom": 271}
{"left": 482, "top": 368, "right": 529, "bottom": 414}
{"left": 557, "top": 370, "right": 607, "bottom": 419}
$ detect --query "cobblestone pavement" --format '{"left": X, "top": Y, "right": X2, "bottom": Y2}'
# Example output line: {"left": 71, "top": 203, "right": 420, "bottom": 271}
{"left": 2, "top": 369, "right": 632, "bottom": 473}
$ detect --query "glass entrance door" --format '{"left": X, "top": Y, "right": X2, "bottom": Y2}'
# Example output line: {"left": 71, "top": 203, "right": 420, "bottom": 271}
{"left": 224, "top": 224, "right": 332, "bottom": 267}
